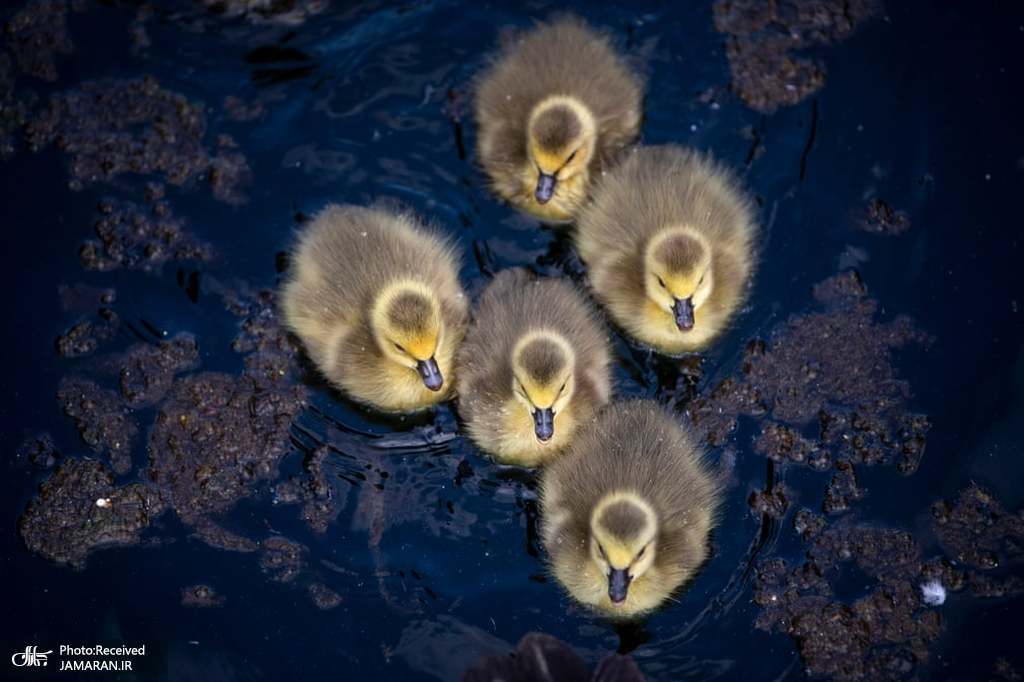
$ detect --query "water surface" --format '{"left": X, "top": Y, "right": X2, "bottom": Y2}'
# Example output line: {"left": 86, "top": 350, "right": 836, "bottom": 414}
{"left": 1, "top": 1, "right": 1022, "bottom": 680}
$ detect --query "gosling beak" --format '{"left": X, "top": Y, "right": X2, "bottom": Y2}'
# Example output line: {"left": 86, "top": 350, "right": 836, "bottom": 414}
{"left": 534, "top": 407, "right": 554, "bottom": 442}
{"left": 535, "top": 172, "right": 556, "bottom": 204}
{"left": 416, "top": 357, "right": 443, "bottom": 391}
{"left": 672, "top": 297, "right": 695, "bottom": 331}
{"left": 608, "top": 568, "right": 631, "bottom": 604}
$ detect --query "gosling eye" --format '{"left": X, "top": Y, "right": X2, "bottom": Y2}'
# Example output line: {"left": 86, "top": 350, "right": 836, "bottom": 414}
{"left": 637, "top": 545, "right": 647, "bottom": 559}
{"left": 597, "top": 543, "right": 607, "bottom": 559}
{"left": 657, "top": 276, "right": 667, "bottom": 289}
{"left": 394, "top": 342, "right": 406, "bottom": 353}
{"left": 566, "top": 148, "right": 578, "bottom": 163}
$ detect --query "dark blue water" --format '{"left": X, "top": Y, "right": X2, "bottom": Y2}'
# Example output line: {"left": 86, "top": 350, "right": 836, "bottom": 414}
{"left": 1, "top": 1, "right": 1022, "bottom": 680}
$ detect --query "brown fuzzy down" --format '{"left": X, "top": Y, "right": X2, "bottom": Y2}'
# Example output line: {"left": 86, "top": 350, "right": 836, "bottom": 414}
{"left": 387, "top": 290, "right": 433, "bottom": 333}
{"left": 657, "top": 232, "right": 705, "bottom": 272}
{"left": 532, "top": 104, "right": 581, "bottom": 151}
{"left": 599, "top": 499, "right": 649, "bottom": 541}
{"left": 279, "top": 204, "right": 468, "bottom": 411}
{"left": 575, "top": 145, "right": 759, "bottom": 352}
{"left": 519, "top": 336, "right": 566, "bottom": 384}
{"left": 473, "top": 15, "right": 644, "bottom": 203}
{"left": 540, "top": 400, "right": 722, "bottom": 614}
{"left": 455, "top": 268, "right": 612, "bottom": 462}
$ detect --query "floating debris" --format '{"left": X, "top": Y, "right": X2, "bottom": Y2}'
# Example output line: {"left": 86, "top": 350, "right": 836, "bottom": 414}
{"left": 57, "top": 377, "right": 138, "bottom": 475}
{"left": 209, "top": 149, "right": 252, "bottom": 205}
{"left": 5, "top": 0, "right": 72, "bottom": 82}
{"left": 25, "top": 76, "right": 251, "bottom": 202}
{"left": 259, "top": 535, "right": 307, "bottom": 583}
{"left": 754, "top": 423, "right": 830, "bottom": 471}
{"left": 920, "top": 580, "right": 946, "bottom": 606}
{"left": 181, "top": 584, "right": 225, "bottom": 608}
{"left": 793, "top": 508, "right": 827, "bottom": 540}
{"left": 931, "top": 483, "right": 1024, "bottom": 570}
{"left": 272, "top": 446, "right": 344, "bottom": 534}
{"left": 690, "top": 271, "right": 930, "bottom": 491}
{"left": 26, "top": 275, "right": 306, "bottom": 571}
{"left": 80, "top": 197, "right": 214, "bottom": 273}
{"left": 147, "top": 371, "right": 305, "bottom": 523}
{"left": 307, "top": 582, "right": 342, "bottom": 610}
{"left": 822, "top": 460, "right": 864, "bottom": 514}
{"left": 55, "top": 311, "right": 120, "bottom": 358}
{"left": 127, "top": 4, "right": 152, "bottom": 54}
{"left": 18, "top": 458, "right": 166, "bottom": 568}
{"left": 115, "top": 333, "right": 200, "bottom": 407}
{"left": 190, "top": 519, "right": 259, "bottom": 553}
{"left": 222, "top": 95, "right": 265, "bottom": 122}
{"left": 749, "top": 484, "right": 790, "bottom": 519}
{"left": 26, "top": 77, "right": 208, "bottom": 186}
{"left": 967, "top": 571, "right": 1024, "bottom": 600}
{"left": 0, "top": 53, "right": 33, "bottom": 158}
{"left": 712, "top": 0, "right": 877, "bottom": 113}
{"left": 16, "top": 432, "right": 60, "bottom": 468}
{"left": 223, "top": 286, "right": 298, "bottom": 360}
{"left": 993, "top": 658, "right": 1022, "bottom": 681}
{"left": 755, "top": 523, "right": 942, "bottom": 680}
{"left": 861, "top": 198, "right": 911, "bottom": 236}
{"left": 759, "top": 482, "right": 1024, "bottom": 678}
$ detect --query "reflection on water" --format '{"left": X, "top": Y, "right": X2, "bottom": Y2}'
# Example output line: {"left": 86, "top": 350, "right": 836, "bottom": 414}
{"left": 1, "top": 1, "right": 1022, "bottom": 681}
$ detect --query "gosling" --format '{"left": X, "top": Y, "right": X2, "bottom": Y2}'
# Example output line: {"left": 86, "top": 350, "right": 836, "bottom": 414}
{"left": 541, "top": 400, "right": 721, "bottom": 618}
{"left": 575, "top": 145, "right": 758, "bottom": 354}
{"left": 280, "top": 204, "right": 468, "bottom": 412}
{"left": 456, "top": 269, "right": 611, "bottom": 467}
{"left": 474, "top": 15, "right": 644, "bottom": 223}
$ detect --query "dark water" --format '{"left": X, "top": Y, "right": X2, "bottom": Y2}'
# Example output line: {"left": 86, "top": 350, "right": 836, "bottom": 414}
{"left": 1, "top": 1, "right": 1022, "bottom": 680}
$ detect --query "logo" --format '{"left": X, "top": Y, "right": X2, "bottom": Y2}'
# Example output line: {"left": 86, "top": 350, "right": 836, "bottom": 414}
{"left": 11, "top": 646, "right": 52, "bottom": 667}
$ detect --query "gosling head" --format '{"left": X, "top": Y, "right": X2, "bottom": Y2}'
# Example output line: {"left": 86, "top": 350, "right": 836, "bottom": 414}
{"left": 510, "top": 331, "right": 575, "bottom": 443}
{"left": 590, "top": 492, "right": 658, "bottom": 606}
{"left": 371, "top": 280, "right": 446, "bottom": 391}
{"left": 526, "top": 96, "right": 597, "bottom": 205}
{"left": 644, "top": 227, "right": 714, "bottom": 332}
